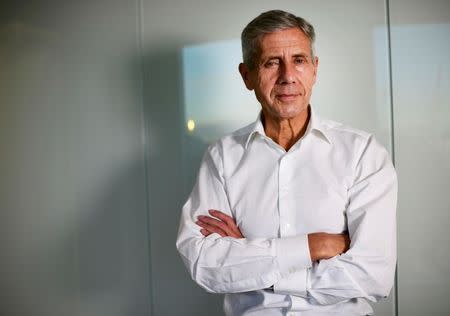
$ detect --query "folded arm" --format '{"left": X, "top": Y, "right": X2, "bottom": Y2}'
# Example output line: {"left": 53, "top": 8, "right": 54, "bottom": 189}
{"left": 176, "top": 145, "right": 349, "bottom": 294}
{"left": 302, "top": 136, "right": 398, "bottom": 305}
{"left": 176, "top": 145, "right": 315, "bottom": 293}
{"left": 183, "top": 136, "right": 397, "bottom": 305}
{"left": 197, "top": 211, "right": 349, "bottom": 262}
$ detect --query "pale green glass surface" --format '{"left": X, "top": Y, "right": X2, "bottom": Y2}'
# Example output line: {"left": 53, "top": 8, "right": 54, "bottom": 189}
{"left": 4, "top": 1, "right": 449, "bottom": 316}
{"left": 142, "top": 1, "right": 394, "bottom": 315}
{"left": 0, "top": 1, "right": 151, "bottom": 315}
{"left": 390, "top": 1, "right": 450, "bottom": 315}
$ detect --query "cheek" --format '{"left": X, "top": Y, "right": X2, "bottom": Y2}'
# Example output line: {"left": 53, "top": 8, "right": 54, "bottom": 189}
{"left": 296, "top": 66, "right": 316, "bottom": 82}
{"left": 299, "top": 72, "right": 316, "bottom": 90}
{"left": 257, "top": 76, "right": 276, "bottom": 97}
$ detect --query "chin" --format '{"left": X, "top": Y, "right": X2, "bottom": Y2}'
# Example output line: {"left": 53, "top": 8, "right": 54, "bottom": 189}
{"left": 276, "top": 106, "right": 307, "bottom": 119}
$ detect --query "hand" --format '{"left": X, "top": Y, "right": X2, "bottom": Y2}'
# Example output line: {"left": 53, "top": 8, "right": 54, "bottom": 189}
{"left": 196, "top": 209, "right": 244, "bottom": 238}
{"left": 308, "top": 232, "right": 350, "bottom": 261}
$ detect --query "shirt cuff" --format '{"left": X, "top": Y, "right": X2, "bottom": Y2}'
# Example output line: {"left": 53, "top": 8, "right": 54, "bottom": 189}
{"left": 273, "top": 268, "right": 308, "bottom": 297}
{"left": 274, "top": 234, "right": 312, "bottom": 276}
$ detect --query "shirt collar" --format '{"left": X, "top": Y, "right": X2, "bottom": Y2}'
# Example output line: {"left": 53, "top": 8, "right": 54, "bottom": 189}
{"left": 244, "top": 105, "right": 332, "bottom": 149}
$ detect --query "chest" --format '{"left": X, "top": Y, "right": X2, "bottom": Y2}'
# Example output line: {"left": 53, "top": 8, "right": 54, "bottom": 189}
{"left": 224, "top": 142, "right": 351, "bottom": 239}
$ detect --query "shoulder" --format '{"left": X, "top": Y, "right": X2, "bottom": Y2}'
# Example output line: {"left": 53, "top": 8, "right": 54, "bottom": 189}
{"left": 207, "top": 122, "right": 254, "bottom": 155}
{"left": 204, "top": 121, "right": 254, "bottom": 169}
{"left": 319, "top": 117, "right": 391, "bottom": 168}
{"left": 321, "top": 118, "right": 371, "bottom": 144}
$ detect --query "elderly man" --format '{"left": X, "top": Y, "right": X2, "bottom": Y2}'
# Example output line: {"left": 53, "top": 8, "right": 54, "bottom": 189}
{"left": 176, "top": 10, "right": 397, "bottom": 316}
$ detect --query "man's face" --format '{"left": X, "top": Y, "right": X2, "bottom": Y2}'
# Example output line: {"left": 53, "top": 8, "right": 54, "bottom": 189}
{"left": 239, "top": 27, "right": 318, "bottom": 120}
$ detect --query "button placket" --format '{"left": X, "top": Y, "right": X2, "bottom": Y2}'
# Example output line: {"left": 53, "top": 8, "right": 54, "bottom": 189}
{"left": 278, "top": 154, "right": 291, "bottom": 237}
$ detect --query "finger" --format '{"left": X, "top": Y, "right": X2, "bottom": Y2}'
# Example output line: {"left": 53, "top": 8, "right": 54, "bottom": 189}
{"left": 196, "top": 220, "right": 227, "bottom": 237}
{"left": 234, "top": 227, "right": 244, "bottom": 238}
{"left": 208, "top": 210, "right": 237, "bottom": 228}
{"left": 197, "top": 221, "right": 226, "bottom": 237}
{"left": 200, "top": 228, "right": 212, "bottom": 237}
{"left": 198, "top": 217, "right": 244, "bottom": 238}
{"left": 208, "top": 210, "right": 243, "bottom": 237}
{"left": 198, "top": 215, "right": 234, "bottom": 236}
{"left": 198, "top": 219, "right": 243, "bottom": 239}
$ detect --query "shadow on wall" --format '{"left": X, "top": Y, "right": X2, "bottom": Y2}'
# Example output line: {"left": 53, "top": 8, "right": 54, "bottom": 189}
{"left": 1, "top": 23, "right": 150, "bottom": 315}
{"left": 142, "top": 46, "right": 221, "bottom": 315}
{"left": 74, "top": 156, "right": 151, "bottom": 316}
{"left": 1, "top": 156, "right": 152, "bottom": 316}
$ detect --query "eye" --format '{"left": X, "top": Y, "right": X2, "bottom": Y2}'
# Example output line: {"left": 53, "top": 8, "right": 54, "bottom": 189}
{"left": 264, "top": 59, "right": 279, "bottom": 68}
{"left": 295, "top": 57, "right": 307, "bottom": 64}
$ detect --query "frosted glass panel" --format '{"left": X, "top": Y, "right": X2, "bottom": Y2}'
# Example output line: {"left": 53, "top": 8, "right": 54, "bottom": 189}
{"left": 7, "top": 1, "right": 450, "bottom": 316}
{"left": 142, "top": 1, "right": 394, "bottom": 315}
{"left": 0, "top": 1, "right": 151, "bottom": 315}
{"left": 391, "top": 22, "right": 450, "bottom": 316}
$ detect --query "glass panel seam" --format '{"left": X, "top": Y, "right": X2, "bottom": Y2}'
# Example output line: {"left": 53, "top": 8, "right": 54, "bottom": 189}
{"left": 136, "top": 0, "right": 154, "bottom": 314}
{"left": 384, "top": 1, "right": 398, "bottom": 316}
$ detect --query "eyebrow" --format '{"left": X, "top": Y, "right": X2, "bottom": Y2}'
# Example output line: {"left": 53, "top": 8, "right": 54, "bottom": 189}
{"left": 263, "top": 53, "right": 310, "bottom": 60}
{"left": 292, "top": 53, "right": 309, "bottom": 58}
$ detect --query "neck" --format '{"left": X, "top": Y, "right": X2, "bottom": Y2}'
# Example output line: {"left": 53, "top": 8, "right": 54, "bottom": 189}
{"left": 262, "top": 106, "right": 311, "bottom": 151}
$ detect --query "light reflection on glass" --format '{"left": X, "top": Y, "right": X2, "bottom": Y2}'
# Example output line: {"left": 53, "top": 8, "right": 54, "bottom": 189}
{"left": 182, "top": 39, "right": 259, "bottom": 144}
{"left": 187, "top": 119, "right": 195, "bottom": 132}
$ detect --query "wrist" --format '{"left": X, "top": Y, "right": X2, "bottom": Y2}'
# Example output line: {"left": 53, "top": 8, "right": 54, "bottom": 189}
{"left": 308, "top": 232, "right": 350, "bottom": 261}
{"left": 308, "top": 233, "right": 324, "bottom": 261}
{"left": 308, "top": 232, "right": 333, "bottom": 261}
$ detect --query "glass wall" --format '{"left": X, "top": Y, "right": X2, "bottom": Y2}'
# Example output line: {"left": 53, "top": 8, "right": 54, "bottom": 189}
{"left": 142, "top": 1, "right": 394, "bottom": 315}
{"left": 390, "top": 1, "right": 450, "bottom": 315}
{"left": 0, "top": 1, "right": 151, "bottom": 315}
{"left": 1, "top": 1, "right": 448, "bottom": 315}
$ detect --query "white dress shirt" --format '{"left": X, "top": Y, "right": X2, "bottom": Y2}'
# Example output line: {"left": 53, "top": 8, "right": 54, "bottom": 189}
{"left": 176, "top": 106, "right": 397, "bottom": 316}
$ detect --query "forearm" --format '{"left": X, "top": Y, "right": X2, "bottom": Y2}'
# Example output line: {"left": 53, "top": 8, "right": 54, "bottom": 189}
{"left": 183, "top": 221, "right": 391, "bottom": 301}
{"left": 189, "top": 210, "right": 350, "bottom": 294}
{"left": 273, "top": 242, "right": 396, "bottom": 304}
{"left": 275, "top": 201, "right": 397, "bottom": 303}
{"left": 176, "top": 226, "right": 312, "bottom": 293}
{"left": 276, "top": 136, "right": 398, "bottom": 304}
{"left": 273, "top": 221, "right": 396, "bottom": 303}
{"left": 308, "top": 232, "right": 350, "bottom": 261}
{"left": 177, "top": 233, "right": 277, "bottom": 293}
{"left": 272, "top": 231, "right": 350, "bottom": 298}
{"left": 308, "top": 245, "right": 396, "bottom": 304}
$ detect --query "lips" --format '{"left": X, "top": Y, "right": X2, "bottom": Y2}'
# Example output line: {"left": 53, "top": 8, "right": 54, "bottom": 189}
{"left": 276, "top": 93, "right": 299, "bottom": 102}
{"left": 277, "top": 93, "right": 298, "bottom": 97}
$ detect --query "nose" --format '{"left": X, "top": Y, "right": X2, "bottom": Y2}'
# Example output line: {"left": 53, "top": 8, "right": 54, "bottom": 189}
{"left": 277, "top": 62, "right": 296, "bottom": 85}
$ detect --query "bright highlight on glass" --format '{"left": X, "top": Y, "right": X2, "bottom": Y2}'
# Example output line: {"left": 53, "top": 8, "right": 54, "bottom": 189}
{"left": 182, "top": 39, "right": 259, "bottom": 143}
{"left": 187, "top": 119, "right": 195, "bottom": 132}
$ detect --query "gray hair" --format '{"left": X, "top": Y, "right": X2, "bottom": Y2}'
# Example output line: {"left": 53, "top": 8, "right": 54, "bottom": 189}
{"left": 241, "top": 10, "right": 316, "bottom": 69}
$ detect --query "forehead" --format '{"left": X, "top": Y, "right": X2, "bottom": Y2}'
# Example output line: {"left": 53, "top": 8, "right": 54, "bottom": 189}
{"left": 258, "top": 27, "right": 311, "bottom": 56}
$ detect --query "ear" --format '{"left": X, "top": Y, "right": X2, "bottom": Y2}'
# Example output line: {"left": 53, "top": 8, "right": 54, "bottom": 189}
{"left": 238, "top": 63, "right": 254, "bottom": 90}
{"left": 312, "top": 56, "right": 319, "bottom": 84}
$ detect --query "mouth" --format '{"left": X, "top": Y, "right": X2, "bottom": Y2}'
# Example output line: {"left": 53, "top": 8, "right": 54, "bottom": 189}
{"left": 276, "top": 94, "right": 299, "bottom": 102}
